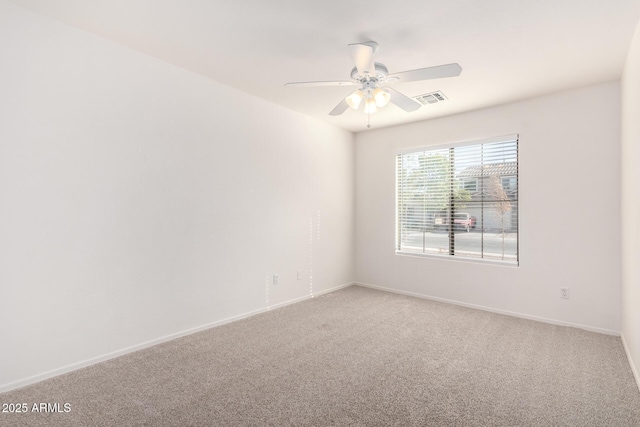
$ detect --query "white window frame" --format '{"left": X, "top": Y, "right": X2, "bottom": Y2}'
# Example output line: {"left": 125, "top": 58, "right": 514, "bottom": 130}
{"left": 395, "top": 134, "right": 519, "bottom": 266}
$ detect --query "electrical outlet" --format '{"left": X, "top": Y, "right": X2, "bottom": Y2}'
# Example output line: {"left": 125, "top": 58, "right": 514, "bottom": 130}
{"left": 560, "top": 287, "right": 569, "bottom": 299}
{"left": 273, "top": 274, "right": 279, "bottom": 285}
{"left": 297, "top": 270, "right": 302, "bottom": 281}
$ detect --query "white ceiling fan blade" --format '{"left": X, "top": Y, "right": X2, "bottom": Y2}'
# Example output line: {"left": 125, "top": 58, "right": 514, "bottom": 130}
{"left": 285, "top": 80, "right": 356, "bottom": 87}
{"left": 348, "top": 41, "right": 378, "bottom": 77}
{"left": 329, "top": 98, "right": 349, "bottom": 116}
{"left": 387, "top": 63, "right": 462, "bottom": 83}
{"left": 385, "top": 87, "right": 421, "bottom": 112}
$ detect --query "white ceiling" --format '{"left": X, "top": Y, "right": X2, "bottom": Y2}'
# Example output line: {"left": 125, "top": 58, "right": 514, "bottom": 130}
{"left": 8, "top": 0, "right": 640, "bottom": 132}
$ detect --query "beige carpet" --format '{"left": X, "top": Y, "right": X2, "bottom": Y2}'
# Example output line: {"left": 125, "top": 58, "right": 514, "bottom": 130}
{"left": 1, "top": 285, "right": 639, "bottom": 426}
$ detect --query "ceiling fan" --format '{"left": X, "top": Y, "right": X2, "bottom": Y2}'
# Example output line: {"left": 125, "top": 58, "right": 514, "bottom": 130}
{"left": 285, "top": 41, "right": 462, "bottom": 117}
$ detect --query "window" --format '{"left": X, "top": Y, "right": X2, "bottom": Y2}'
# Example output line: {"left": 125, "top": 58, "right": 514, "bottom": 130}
{"left": 396, "top": 135, "right": 518, "bottom": 264}
{"left": 463, "top": 179, "right": 477, "bottom": 192}
{"left": 501, "top": 176, "right": 517, "bottom": 193}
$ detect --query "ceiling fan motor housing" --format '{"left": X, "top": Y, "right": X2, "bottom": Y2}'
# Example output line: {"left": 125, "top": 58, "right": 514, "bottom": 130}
{"left": 351, "top": 62, "right": 388, "bottom": 82}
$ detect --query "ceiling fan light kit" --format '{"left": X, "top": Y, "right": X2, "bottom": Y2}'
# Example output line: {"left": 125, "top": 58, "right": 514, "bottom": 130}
{"left": 285, "top": 41, "right": 462, "bottom": 127}
{"left": 346, "top": 86, "right": 390, "bottom": 112}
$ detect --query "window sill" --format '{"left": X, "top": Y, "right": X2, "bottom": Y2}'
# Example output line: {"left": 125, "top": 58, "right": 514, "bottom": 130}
{"left": 395, "top": 250, "right": 519, "bottom": 267}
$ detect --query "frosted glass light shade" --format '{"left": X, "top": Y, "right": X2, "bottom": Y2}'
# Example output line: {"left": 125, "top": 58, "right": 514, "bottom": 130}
{"left": 346, "top": 90, "right": 364, "bottom": 109}
{"left": 363, "top": 97, "right": 378, "bottom": 114}
{"left": 373, "top": 88, "right": 390, "bottom": 107}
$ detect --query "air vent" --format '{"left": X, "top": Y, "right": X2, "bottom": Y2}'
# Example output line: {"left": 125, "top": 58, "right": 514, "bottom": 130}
{"left": 414, "top": 91, "right": 447, "bottom": 105}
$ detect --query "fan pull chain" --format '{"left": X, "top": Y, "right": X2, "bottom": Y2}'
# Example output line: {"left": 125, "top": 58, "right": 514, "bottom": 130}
{"left": 367, "top": 113, "right": 371, "bottom": 129}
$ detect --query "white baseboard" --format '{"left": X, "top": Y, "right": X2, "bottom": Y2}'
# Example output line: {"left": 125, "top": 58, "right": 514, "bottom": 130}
{"left": 0, "top": 281, "right": 354, "bottom": 394}
{"left": 621, "top": 333, "right": 640, "bottom": 392}
{"left": 354, "top": 282, "right": 620, "bottom": 336}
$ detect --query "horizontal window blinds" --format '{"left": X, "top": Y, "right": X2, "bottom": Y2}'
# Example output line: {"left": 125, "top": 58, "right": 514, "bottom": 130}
{"left": 396, "top": 137, "right": 518, "bottom": 264}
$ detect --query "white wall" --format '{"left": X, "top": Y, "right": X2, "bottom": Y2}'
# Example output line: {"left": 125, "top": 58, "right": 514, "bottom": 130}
{"left": 0, "top": 1, "right": 354, "bottom": 391}
{"left": 621, "top": 19, "right": 640, "bottom": 387}
{"left": 355, "top": 82, "right": 621, "bottom": 333}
